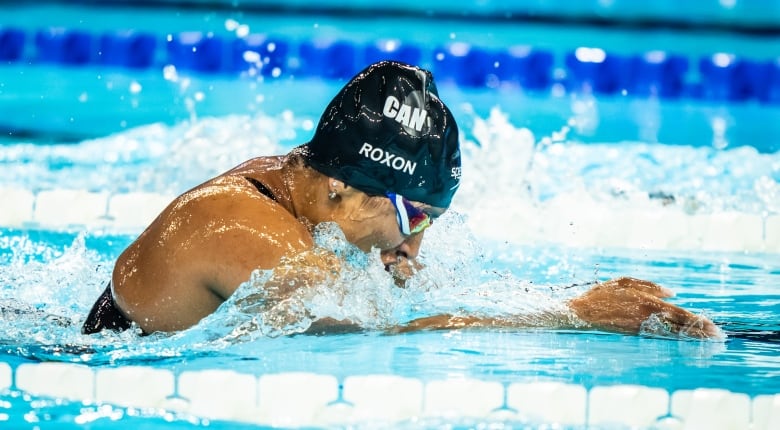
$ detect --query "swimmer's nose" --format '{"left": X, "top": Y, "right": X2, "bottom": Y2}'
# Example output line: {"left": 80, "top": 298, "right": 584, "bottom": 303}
{"left": 381, "top": 234, "right": 423, "bottom": 267}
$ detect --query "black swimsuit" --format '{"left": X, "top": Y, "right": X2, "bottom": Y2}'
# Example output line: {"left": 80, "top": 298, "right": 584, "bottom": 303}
{"left": 244, "top": 176, "right": 277, "bottom": 201}
{"left": 82, "top": 177, "right": 277, "bottom": 334}
{"left": 81, "top": 283, "right": 132, "bottom": 334}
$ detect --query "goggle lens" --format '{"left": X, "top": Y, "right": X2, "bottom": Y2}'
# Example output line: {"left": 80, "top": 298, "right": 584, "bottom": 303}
{"left": 387, "top": 193, "right": 432, "bottom": 236}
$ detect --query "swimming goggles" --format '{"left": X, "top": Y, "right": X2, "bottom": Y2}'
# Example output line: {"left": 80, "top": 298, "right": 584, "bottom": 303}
{"left": 386, "top": 192, "right": 433, "bottom": 236}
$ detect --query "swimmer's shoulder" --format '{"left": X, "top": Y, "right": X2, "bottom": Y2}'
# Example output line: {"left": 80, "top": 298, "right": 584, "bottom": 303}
{"left": 151, "top": 172, "right": 295, "bottom": 233}
{"left": 148, "top": 155, "right": 308, "bottom": 240}
{"left": 143, "top": 173, "right": 312, "bottom": 267}
{"left": 223, "top": 155, "right": 286, "bottom": 176}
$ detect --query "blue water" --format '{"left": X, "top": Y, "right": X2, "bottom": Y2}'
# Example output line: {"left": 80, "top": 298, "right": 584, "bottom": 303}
{"left": 1, "top": 110, "right": 778, "bottom": 425}
{"left": 2, "top": 2, "right": 780, "bottom": 429}
{"left": 2, "top": 112, "right": 777, "bottom": 427}
{"left": 1, "top": 112, "right": 779, "bottom": 384}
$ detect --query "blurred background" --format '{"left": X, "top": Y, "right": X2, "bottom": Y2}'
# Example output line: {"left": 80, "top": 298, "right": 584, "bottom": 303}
{"left": 1, "top": 0, "right": 779, "bottom": 151}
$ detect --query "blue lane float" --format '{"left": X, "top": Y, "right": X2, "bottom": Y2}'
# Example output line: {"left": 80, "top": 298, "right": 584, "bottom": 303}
{"left": 1, "top": 26, "right": 779, "bottom": 105}
{"left": 231, "top": 34, "right": 288, "bottom": 76}
{"left": 433, "top": 43, "right": 496, "bottom": 88}
{"left": 99, "top": 31, "right": 157, "bottom": 69}
{"left": 763, "top": 59, "right": 780, "bottom": 103}
{"left": 627, "top": 51, "right": 688, "bottom": 98}
{"left": 0, "top": 28, "right": 24, "bottom": 62}
{"left": 698, "top": 54, "right": 775, "bottom": 102}
{"left": 494, "top": 46, "right": 554, "bottom": 90}
{"left": 564, "top": 47, "right": 629, "bottom": 95}
{"left": 297, "top": 39, "right": 358, "bottom": 80}
{"left": 364, "top": 39, "right": 422, "bottom": 70}
{"left": 166, "top": 32, "right": 224, "bottom": 73}
{"left": 35, "top": 28, "right": 93, "bottom": 65}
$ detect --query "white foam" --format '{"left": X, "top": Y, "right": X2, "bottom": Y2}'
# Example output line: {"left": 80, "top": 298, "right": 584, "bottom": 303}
{"left": 0, "top": 108, "right": 777, "bottom": 253}
{"left": 695, "top": 212, "right": 765, "bottom": 252}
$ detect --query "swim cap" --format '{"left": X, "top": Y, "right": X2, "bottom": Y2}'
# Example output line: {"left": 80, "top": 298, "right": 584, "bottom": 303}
{"left": 303, "top": 60, "right": 461, "bottom": 208}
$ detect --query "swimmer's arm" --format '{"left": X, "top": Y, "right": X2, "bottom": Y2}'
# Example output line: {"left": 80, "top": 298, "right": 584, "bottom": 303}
{"left": 302, "top": 257, "right": 422, "bottom": 332}
{"left": 396, "top": 277, "right": 722, "bottom": 339}
{"left": 272, "top": 252, "right": 364, "bottom": 335}
{"left": 565, "top": 277, "right": 722, "bottom": 338}
{"left": 304, "top": 317, "right": 364, "bottom": 334}
{"left": 256, "top": 248, "right": 343, "bottom": 300}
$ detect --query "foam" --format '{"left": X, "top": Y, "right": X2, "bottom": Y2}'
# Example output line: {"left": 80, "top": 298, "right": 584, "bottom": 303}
{"left": 4, "top": 362, "right": 778, "bottom": 428}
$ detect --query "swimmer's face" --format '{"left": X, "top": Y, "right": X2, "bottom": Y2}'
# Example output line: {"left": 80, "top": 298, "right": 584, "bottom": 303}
{"left": 330, "top": 186, "right": 444, "bottom": 258}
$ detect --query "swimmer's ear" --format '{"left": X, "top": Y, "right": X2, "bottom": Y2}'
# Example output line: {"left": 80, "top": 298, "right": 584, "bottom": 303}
{"left": 326, "top": 178, "right": 358, "bottom": 202}
{"left": 327, "top": 178, "right": 361, "bottom": 199}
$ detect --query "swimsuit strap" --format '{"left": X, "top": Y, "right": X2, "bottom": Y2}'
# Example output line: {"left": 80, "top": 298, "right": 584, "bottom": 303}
{"left": 245, "top": 177, "right": 277, "bottom": 201}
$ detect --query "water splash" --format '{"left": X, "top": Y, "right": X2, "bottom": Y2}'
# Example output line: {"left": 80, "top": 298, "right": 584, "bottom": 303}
{"left": 1, "top": 106, "right": 777, "bottom": 214}
{"left": 0, "top": 113, "right": 301, "bottom": 195}
{"left": 0, "top": 107, "right": 776, "bottom": 362}
{"left": 0, "top": 232, "right": 112, "bottom": 351}
{"left": 0, "top": 213, "right": 583, "bottom": 364}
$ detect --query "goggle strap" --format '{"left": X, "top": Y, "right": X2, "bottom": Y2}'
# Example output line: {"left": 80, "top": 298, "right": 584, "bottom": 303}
{"left": 391, "top": 193, "right": 411, "bottom": 235}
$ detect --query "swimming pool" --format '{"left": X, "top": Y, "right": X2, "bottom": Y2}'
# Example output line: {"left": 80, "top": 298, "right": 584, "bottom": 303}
{"left": 1, "top": 1, "right": 780, "bottom": 429}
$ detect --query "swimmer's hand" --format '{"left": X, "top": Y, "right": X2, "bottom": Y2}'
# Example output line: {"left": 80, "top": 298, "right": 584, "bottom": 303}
{"left": 567, "top": 277, "right": 723, "bottom": 339}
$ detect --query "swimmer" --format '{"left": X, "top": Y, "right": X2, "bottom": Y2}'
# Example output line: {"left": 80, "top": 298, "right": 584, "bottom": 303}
{"left": 82, "top": 61, "right": 721, "bottom": 339}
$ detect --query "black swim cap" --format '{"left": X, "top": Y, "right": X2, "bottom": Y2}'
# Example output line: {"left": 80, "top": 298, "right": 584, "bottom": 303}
{"left": 303, "top": 60, "right": 461, "bottom": 208}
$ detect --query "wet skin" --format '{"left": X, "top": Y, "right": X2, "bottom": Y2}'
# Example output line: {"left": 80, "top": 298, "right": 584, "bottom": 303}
{"left": 109, "top": 152, "right": 722, "bottom": 339}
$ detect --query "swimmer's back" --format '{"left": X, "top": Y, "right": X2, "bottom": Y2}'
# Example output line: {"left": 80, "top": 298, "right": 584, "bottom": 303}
{"left": 111, "top": 158, "right": 312, "bottom": 332}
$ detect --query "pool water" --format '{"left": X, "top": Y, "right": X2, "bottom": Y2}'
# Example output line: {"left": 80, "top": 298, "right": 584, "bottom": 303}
{"left": 2, "top": 2, "right": 780, "bottom": 429}
{"left": 1, "top": 110, "right": 779, "bottom": 428}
